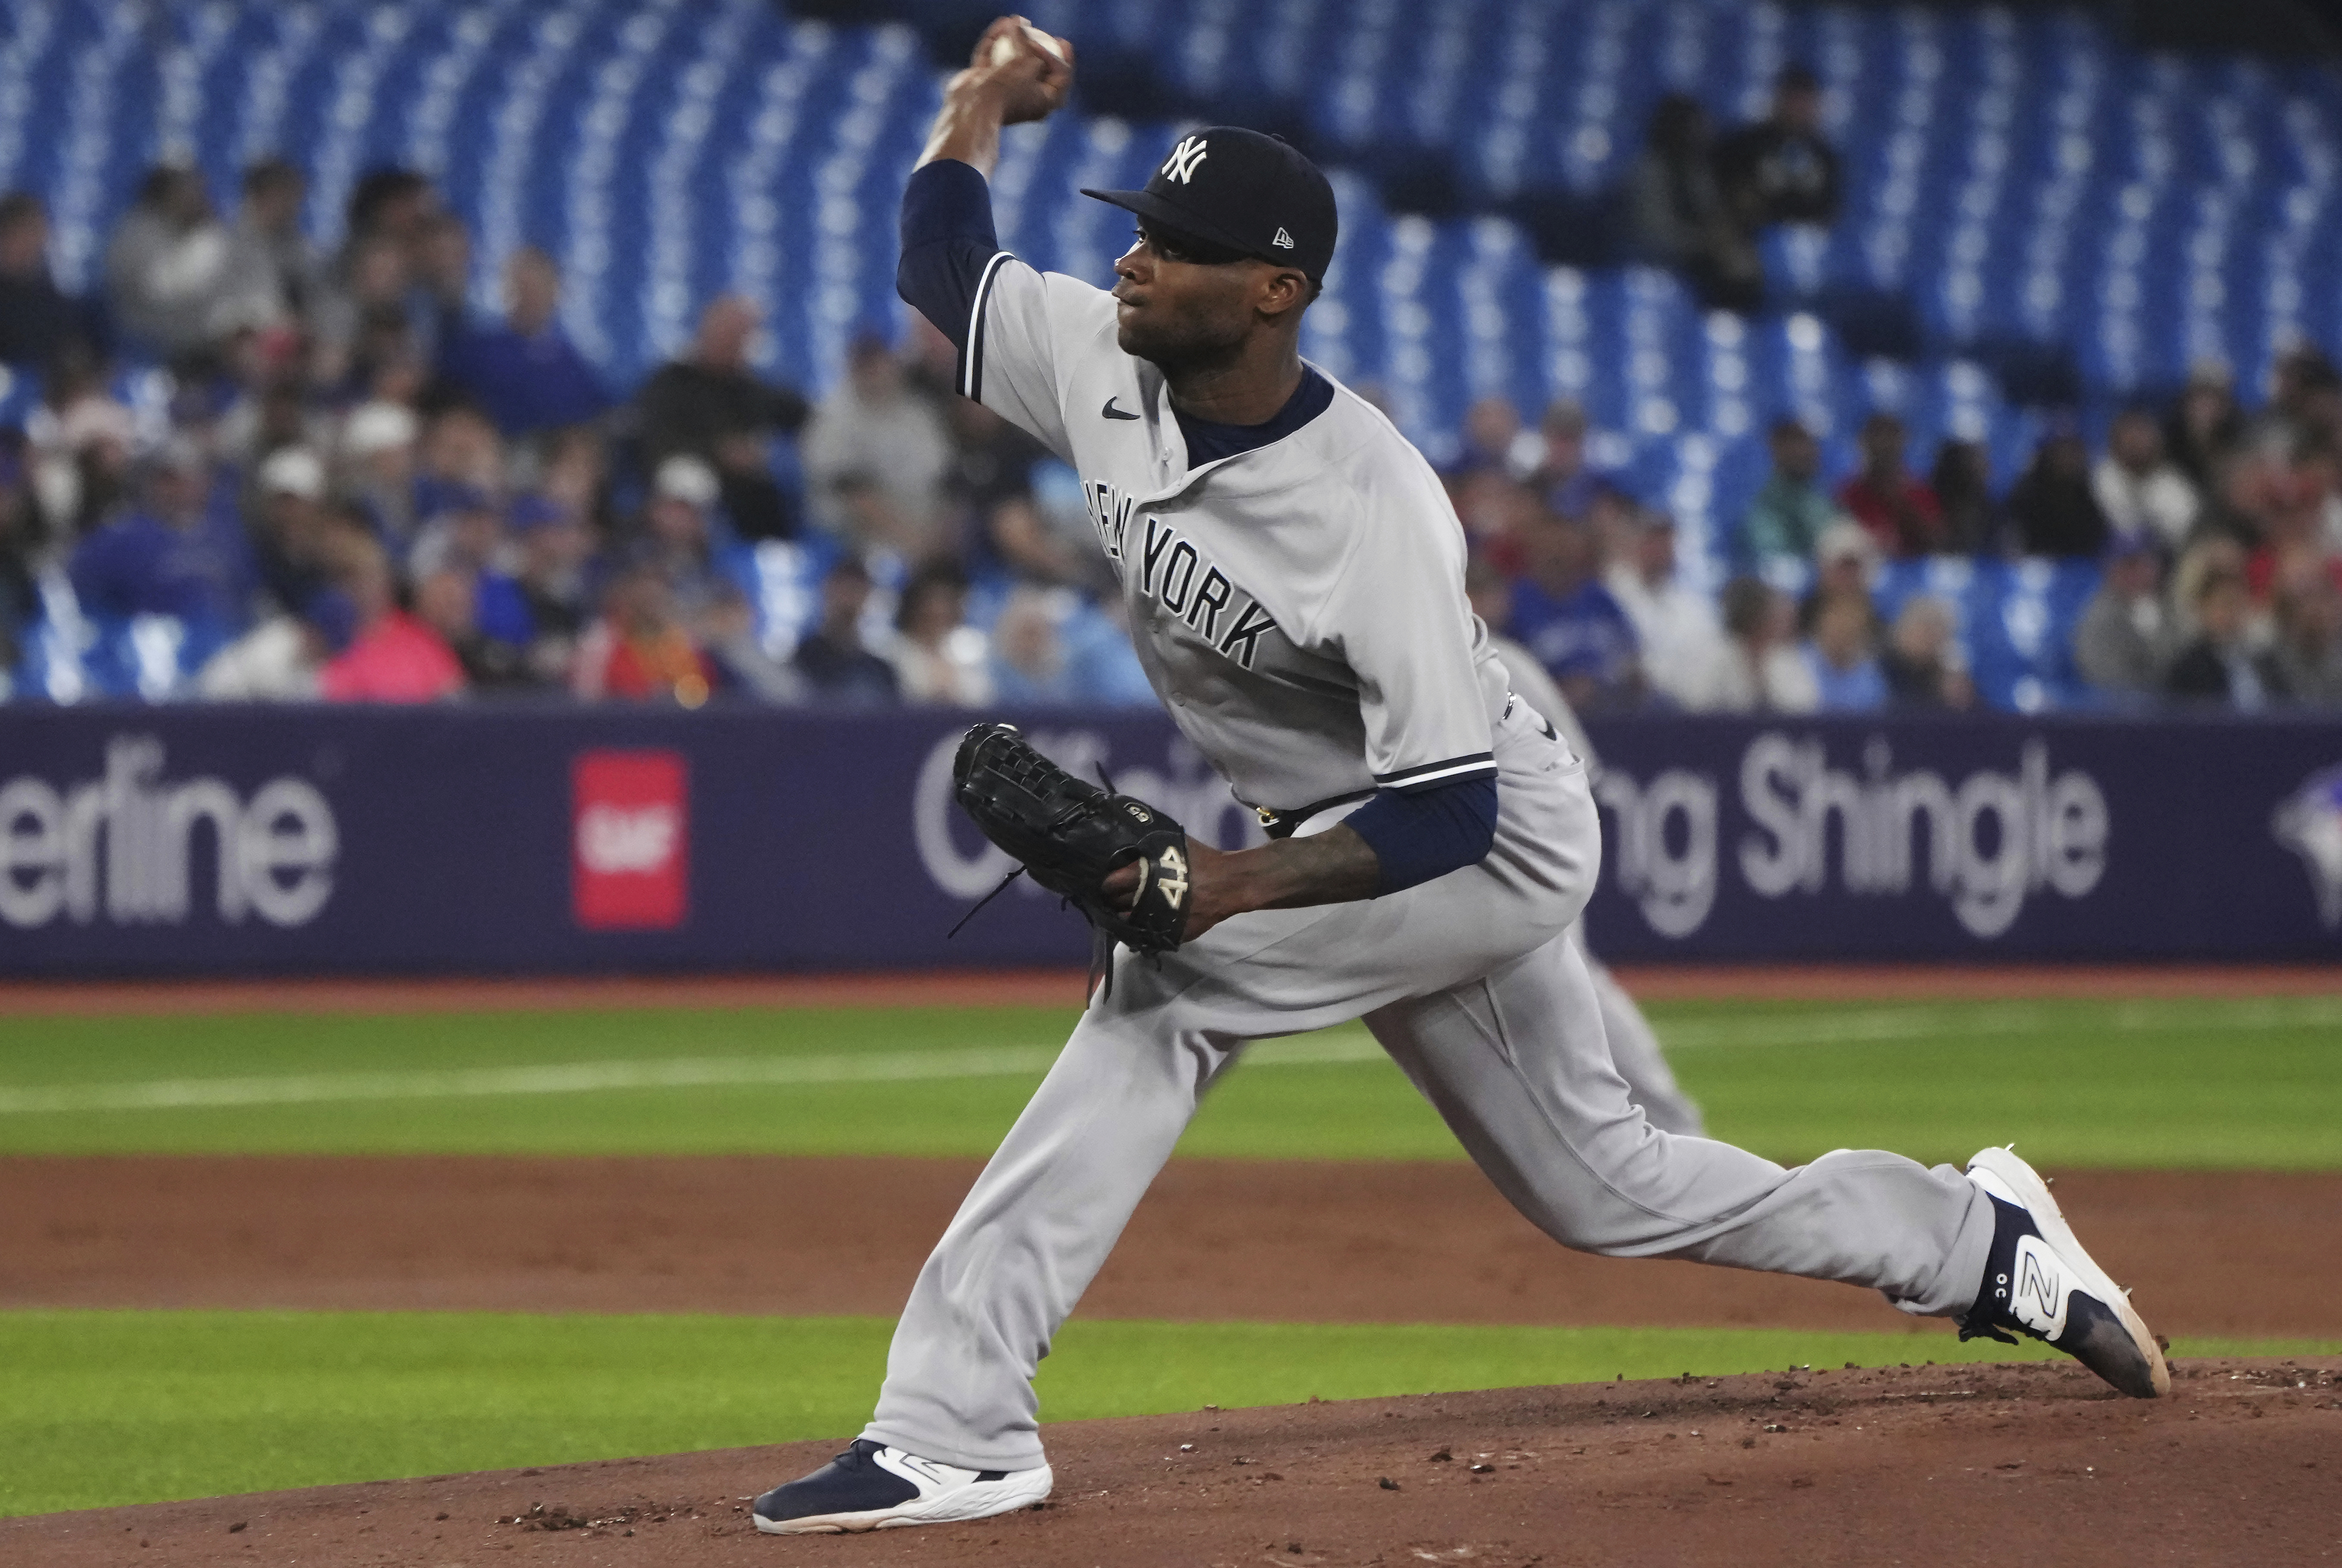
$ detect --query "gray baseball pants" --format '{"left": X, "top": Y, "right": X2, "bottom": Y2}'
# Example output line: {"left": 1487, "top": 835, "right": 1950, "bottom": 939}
{"left": 863, "top": 701, "right": 1995, "bottom": 1472}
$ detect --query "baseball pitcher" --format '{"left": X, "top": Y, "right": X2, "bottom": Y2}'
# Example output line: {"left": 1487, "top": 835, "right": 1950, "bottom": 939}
{"left": 750, "top": 18, "right": 2167, "bottom": 1534}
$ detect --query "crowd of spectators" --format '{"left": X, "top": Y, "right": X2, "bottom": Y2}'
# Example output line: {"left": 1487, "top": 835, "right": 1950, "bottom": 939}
{"left": 0, "top": 160, "right": 1158, "bottom": 710}
{"left": 1, "top": 152, "right": 2338, "bottom": 718}
{"left": 1448, "top": 344, "right": 2342, "bottom": 716}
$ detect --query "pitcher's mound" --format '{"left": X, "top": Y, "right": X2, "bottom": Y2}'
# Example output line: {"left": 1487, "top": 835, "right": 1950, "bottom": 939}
{"left": 8, "top": 1359, "right": 2336, "bottom": 1567}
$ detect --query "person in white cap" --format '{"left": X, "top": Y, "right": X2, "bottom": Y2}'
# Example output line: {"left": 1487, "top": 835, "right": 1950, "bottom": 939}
{"left": 338, "top": 399, "right": 422, "bottom": 545}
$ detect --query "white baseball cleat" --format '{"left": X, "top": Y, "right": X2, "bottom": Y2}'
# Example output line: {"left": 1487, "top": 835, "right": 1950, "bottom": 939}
{"left": 751, "top": 1439, "right": 1052, "bottom": 1534}
{"left": 1960, "top": 1146, "right": 2170, "bottom": 1398}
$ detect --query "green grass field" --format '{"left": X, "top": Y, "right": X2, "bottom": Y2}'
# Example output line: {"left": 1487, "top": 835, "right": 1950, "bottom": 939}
{"left": 2, "top": 993, "right": 2336, "bottom": 1517}
{"left": 3, "top": 995, "right": 2338, "bottom": 1167}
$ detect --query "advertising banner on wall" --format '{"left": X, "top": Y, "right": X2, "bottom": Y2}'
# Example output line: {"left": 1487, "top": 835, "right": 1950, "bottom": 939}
{"left": 0, "top": 706, "right": 2336, "bottom": 975}
{"left": 1578, "top": 714, "right": 2342, "bottom": 961}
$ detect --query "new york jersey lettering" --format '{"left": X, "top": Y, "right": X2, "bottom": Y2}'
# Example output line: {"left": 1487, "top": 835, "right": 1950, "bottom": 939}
{"left": 1109, "top": 509, "right": 1281, "bottom": 671}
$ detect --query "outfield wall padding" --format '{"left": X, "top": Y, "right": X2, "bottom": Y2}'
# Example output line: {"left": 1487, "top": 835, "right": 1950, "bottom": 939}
{"left": 0, "top": 706, "right": 2336, "bottom": 975}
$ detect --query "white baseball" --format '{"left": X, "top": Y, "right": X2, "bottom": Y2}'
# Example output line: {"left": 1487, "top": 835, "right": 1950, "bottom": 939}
{"left": 989, "top": 19, "right": 1066, "bottom": 67}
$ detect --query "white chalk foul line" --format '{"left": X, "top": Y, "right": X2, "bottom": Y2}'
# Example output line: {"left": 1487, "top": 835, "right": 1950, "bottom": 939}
{"left": 2, "top": 996, "right": 2331, "bottom": 1116}
{"left": 0, "top": 1034, "right": 1389, "bottom": 1116}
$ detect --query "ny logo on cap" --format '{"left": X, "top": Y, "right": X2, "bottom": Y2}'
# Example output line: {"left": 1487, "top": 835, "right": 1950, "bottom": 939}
{"left": 1161, "top": 135, "right": 1209, "bottom": 184}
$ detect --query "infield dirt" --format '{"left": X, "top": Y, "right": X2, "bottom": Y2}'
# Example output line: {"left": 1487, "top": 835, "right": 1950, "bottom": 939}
{"left": 6, "top": 1359, "right": 2336, "bottom": 1567}
{"left": 4, "top": 1156, "right": 2338, "bottom": 1337}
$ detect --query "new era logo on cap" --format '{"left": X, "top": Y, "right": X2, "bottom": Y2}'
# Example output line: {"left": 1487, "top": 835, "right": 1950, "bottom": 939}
{"left": 1083, "top": 125, "right": 1339, "bottom": 282}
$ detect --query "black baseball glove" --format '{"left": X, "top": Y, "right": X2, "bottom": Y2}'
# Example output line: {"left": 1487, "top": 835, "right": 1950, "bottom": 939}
{"left": 951, "top": 721, "right": 1192, "bottom": 958}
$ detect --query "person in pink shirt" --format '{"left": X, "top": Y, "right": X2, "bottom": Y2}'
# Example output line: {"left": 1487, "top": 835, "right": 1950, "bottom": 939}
{"left": 316, "top": 529, "right": 464, "bottom": 702}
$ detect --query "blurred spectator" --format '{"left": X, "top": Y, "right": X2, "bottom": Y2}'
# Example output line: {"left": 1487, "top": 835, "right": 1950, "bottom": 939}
{"left": 324, "top": 168, "right": 440, "bottom": 359}
{"left": 989, "top": 584, "right": 1077, "bottom": 705}
{"left": 0, "top": 193, "right": 89, "bottom": 369}
{"left": 1507, "top": 509, "right": 1642, "bottom": 710}
{"left": 1624, "top": 94, "right": 1762, "bottom": 312}
{"left": 310, "top": 232, "right": 413, "bottom": 392}
{"left": 215, "top": 361, "right": 331, "bottom": 472}
{"left": 412, "top": 210, "right": 474, "bottom": 354}
{"left": 1526, "top": 398, "right": 1602, "bottom": 519}
{"left": 476, "top": 494, "right": 591, "bottom": 685}
{"left": 2164, "top": 362, "right": 2244, "bottom": 490}
{"left": 537, "top": 425, "right": 611, "bottom": 533}
{"left": 103, "top": 165, "right": 237, "bottom": 359}
{"left": 702, "top": 582, "right": 804, "bottom": 702}
{"left": 1451, "top": 395, "right": 1535, "bottom": 480}
{"left": 23, "top": 342, "right": 134, "bottom": 538}
{"left": 1466, "top": 553, "right": 1548, "bottom": 703}
{"left": 67, "top": 439, "right": 249, "bottom": 632}
{"left": 2073, "top": 537, "right": 2180, "bottom": 698}
{"left": 2008, "top": 426, "right": 2111, "bottom": 558}
{"left": 414, "top": 404, "right": 505, "bottom": 516}
{"left": 1680, "top": 575, "right": 1817, "bottom": 712}
{"left": 2165, "top": 569, "right": 2285, "bottom": 710}
{"left": 2246, "top": 446, "right": 2342, "bottom": 602}
{"left": 1603, "top": 510, "right": 1727, "bottom": 708}
{"left": 1714, "top": 63, "right": 1842, "bottom": 231}
{"left": 406, "top": 483, "right": 505, "bottom": 584}
{"left": 1928, "top": 438, "right": 2004, "bottom": 556}
{"left": 2253, "top": 344, "right": 2341, "bottom": 459}
{"left": 1741, "top": 417, "right": 1838, "bottom": 568}
{"left": 219, "top": 158, "right": 322, "bottom": 341}
{"left": 316, "top": 530, "right": 465, "bottom": 703}
{"left": 413, "top": 565, "right": 534, "bottom": 691}
{"left": 2272, "top": 575, "right": 2342, "bottom": 704}
{"left": 247, "top": 447, "right": 336, "bottom": 615}
{"left": 635, "top": 293, "right": 809, "bottom": 542}
{"left": 1880, "top": 595, "right": 1975, "bottom": 710}
{"left": 337, "top": 399, "right": 423, "bottom": 548}
{"left": 2092, "top": 406, "right": 2200, "bottom": 552}
{"left": 793, "top": 555, "right": 899, "bottom": 705}
{"left": 2170, "top": 532, "right": 2250, "bottom": 642}
{"left": 1838, "top": 412, "right": 1945, "bottom": 558}
{"left": 890, "top": 560, "right": 992, "bottom": 706}
{"left": 1059, "top": 596, "right": 1157, "bottom": 705}
{"left": 1801, "top": 588, "right": 1886, "bottom": 711}
{"left": 437, "top": 247, "right": 609, "bottom": 437}
{"left": 195, "top": 589, "right": 350, "bottom": 701}
{"left": 1810, "top": 519, "right": 1880, "bottom": 605}
{"left": 0, "top": 442, "right": 36, "bottom": 670}
{"left": 639, "top": 454, "right": 751, "bottom": 619}
{"left": 803, "top": 335, "right": 953, "bottom": 559}
{"left": 947, "top": 398, "right": 1084, "bottom": 586}
{"left": 572, "top": 562, "right": 712, "bottom": 705}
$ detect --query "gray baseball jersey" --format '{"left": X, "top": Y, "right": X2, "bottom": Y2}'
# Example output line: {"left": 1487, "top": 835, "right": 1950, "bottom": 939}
{"left": 960, "top": 256, "right": 1508, "bottom": 817}
{"left": 861, "top": 197, "right": 1995, "bottom": 1475}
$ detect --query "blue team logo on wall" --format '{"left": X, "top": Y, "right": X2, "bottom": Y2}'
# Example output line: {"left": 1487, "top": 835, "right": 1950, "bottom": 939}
{"left": 2272, "top": 765, "right": 2342, "bottom": 931}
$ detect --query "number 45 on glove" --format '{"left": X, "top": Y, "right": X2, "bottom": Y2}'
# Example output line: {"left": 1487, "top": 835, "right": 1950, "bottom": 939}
{"left": 949, "top": 723, "right": 1192, "bottom": 977}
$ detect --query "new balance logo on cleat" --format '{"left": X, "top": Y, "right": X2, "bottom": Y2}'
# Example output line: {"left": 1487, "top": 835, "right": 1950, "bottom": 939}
{"left": 2011, "top": 1238, "right": 2068, "bottom": 1339}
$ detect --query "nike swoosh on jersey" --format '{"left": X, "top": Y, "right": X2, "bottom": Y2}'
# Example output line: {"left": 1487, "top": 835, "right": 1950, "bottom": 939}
{"left": 1101, "top": 398, "right": 1140, "bottom": 420}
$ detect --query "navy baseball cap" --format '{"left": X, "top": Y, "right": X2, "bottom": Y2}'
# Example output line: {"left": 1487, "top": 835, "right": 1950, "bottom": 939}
{"left": 1083, "top": 127, "right": 1338, "bottom": 282}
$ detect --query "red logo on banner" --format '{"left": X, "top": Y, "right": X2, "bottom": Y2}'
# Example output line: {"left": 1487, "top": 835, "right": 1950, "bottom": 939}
{"left": 571, "top": 750, "right": 688, "bottom": 930}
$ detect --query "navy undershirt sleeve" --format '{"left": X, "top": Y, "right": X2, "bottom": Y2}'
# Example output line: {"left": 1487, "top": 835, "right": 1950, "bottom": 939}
{"left": 1343, "top": 774, "right": 1499, "bottom": 896}
{"left": 897, "top": 159, "right": 1002, "bottom": 350}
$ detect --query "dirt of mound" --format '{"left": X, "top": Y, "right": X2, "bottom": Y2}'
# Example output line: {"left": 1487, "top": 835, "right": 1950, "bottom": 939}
{"left": 5, "top": 1157, "right": 2335, "bottom": 1338}
{"left": 7, "top": 1359, "right": 2336, "bottom": 1567}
